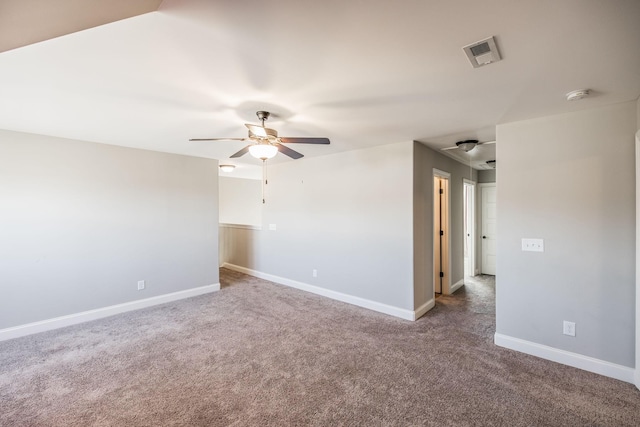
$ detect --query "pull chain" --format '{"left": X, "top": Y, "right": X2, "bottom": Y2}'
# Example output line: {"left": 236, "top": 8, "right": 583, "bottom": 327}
{"left": 262, "top": 159, "right": 268, "bottom": 204}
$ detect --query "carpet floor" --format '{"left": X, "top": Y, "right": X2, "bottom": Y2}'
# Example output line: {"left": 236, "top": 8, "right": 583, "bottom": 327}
{"left": 1, "top": 268, "right": 638, "bottom": 426}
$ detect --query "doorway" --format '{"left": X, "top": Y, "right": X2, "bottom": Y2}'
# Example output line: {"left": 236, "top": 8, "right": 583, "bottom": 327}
{"left": 463, "top": 179, "right": 476, "bottom": 278}
{"left": 480, "top": 183, "right": 497, "bottom": 275}
{"left": 433, "top": 170, "right": 450, "bottom": 295}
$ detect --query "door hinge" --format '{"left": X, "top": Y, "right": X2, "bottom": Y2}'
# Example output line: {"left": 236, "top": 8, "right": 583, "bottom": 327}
{"left": 440, "top": 230, "right": 444, "bottom": 236}
{"left": 439, "top": 189, "right": 444, "bottom": 194}
{"left": 439, "top": 271, "right": 444, "bottom": 278}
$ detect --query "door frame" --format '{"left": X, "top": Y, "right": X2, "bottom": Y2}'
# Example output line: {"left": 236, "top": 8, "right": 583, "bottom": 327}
{"left": 634, "top": 130, "right": 639, "bottom": 390}
{"left": 433, "top": 169, "right": 451, "bottom": 295}
{"left": 463, "top": 178, "right": 476, "bottom": 278}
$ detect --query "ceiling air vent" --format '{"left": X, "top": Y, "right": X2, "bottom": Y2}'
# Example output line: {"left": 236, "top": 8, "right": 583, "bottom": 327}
{"left": 463, "top": 36, "right": 501, "bottom": 68}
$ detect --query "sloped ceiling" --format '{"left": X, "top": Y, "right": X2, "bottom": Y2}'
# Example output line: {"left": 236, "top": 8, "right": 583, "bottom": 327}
{"left": 0, "top": 0, "right": 638, "bottom": 168}
{"left": 0, "top": 0, "right": 163, "bottom": 53}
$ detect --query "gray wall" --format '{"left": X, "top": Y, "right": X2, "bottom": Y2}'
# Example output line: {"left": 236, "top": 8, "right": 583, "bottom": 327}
{"left": 0, "top": 130, "right": 219, "bottom": 329}
{"left": 496, "top": 101, "right": 636, "bottom": 367}
{"left": 637, "top": 96, "right": 640, "bottom": 387}
{"left": 477, "top": 169, "right": 496, "bottom": 183}
{"left": 413, "top": 142, "right": 476, "bottom": 308}
{"left": 223, "top": 141, "right": 416, "bottom": 310}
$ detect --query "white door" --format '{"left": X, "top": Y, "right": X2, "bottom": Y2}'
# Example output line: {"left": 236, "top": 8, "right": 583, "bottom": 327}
{"left": 481, "top": 184, "right": 496, "bottom": 275}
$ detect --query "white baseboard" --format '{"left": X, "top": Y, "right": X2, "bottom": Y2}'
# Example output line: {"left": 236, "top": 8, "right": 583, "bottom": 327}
{"left": 222, "top": 263, "right": 424, "bottom": 321}
{"left": 449, "top": 279, "right": 464, "bottom": 294}
{"left": 495, "top": 333, "right": 635, "bottom": 384}
{"left": 635, "top": 367, "right": 640, "bottom": 390}
{"left": 414, "top": 299, "right": 435, "bottom": 320}
{"left": 0, "top": 284, "right": 220, "bottom": 342}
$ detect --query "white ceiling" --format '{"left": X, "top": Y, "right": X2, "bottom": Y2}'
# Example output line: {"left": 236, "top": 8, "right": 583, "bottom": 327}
{"left": 0, "top": 0, "right": 638, "bottom": 169}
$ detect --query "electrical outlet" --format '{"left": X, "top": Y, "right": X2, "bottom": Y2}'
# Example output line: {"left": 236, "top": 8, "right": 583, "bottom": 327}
{"left": 268, "top": 224, "right": 277, "bottom": 231}
{"left": 312, "top": 269, "right": 317, "bottom": 278}
{"left": 137, "top": 280, "right": 145, "bottom": 291}
{"left": 563, "top": 321, "right": 576, "bottom": 337}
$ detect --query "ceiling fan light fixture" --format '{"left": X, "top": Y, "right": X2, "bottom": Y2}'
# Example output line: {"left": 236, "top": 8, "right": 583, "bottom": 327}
{"left": 219, "top": 164, "right": 235, "bottom": 172}
{"left": 456, "top": 140, "right": 478, "bottom": 152}
{"left": 248, "top": 143, "right": 278, "bottom": 160}
{"left": 190, "top": 111, "right": 329, "bottom": 161}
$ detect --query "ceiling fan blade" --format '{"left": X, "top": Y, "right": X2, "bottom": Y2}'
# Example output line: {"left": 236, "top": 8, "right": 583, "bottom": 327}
{"left": 189, "top": 138, "right": 247, "bottom": 141}
{"left": 230, "top": 145, "right": 251, "bottom": 158}
{"left": 245, "top": 124, "right": 267, "bottom": 137}
{"left": 440, "top": 146, "right": 459, "bottom": 151}
{"left": 477, "top": 141, "right": 496, "bottom": 146}
{"left": 279, "top": 137, "right": 330, "bottom": 144}
{"left": 277, "top": 144, "right": 304, "bottom": 159}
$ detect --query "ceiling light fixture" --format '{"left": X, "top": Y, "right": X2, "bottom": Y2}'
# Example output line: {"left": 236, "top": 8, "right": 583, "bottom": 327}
{"left": 219, "top": 164, "right": 236, "bottom": 172}
{"left": 566, "top": 89, "right": 590, "bottom": 101}
{"left": 248, "top": 143, "right": 278, "bottom": 160}
{"left": 456, "top": 140, "right": 479, "bottom": 152}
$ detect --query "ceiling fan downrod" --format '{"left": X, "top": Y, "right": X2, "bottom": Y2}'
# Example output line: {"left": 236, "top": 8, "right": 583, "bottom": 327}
{"left": 256, "top": 110, "right": 270, "bottom": 127}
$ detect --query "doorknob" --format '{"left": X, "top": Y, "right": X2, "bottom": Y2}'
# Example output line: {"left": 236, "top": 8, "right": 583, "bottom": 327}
{"left": 482, "top": 236, "right": 487, "bottom": 239}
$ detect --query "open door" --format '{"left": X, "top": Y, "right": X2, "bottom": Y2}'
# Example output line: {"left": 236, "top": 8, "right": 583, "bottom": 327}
{"left": 433, "top": 169, "right": 450, "bottom": 295}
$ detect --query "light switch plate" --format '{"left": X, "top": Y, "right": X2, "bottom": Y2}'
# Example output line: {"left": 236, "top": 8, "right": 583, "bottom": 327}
{"left": 522, "top": 238, "right": 544, "bottom": 252}
{"left": 268, "top": 224, "right": 276, "bottom": 231}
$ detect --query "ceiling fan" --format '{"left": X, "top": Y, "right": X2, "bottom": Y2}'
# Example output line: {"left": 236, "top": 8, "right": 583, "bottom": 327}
{"left": 441, "top": 139, "right": 495, "bottom": 152}
{"left": 190, "top": 111, "right": 330, "bottom": 160}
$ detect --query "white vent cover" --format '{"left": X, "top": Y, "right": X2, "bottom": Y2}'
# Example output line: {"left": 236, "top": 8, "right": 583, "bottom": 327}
{"left": 463, "top": 36, "right": 501, "bottom": 68}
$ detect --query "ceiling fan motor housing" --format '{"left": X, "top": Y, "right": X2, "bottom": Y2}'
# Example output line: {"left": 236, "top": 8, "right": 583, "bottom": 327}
{"left": 256, "top": 111, "right": 271, "bottom": 121}
{"left": 248, "top": 127, "right": 278, "bottom": 139}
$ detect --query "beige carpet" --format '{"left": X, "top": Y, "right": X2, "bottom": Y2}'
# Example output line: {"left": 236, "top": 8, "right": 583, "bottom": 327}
{"left": 1, "top": 268, "right": 638, "bottom": 426}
